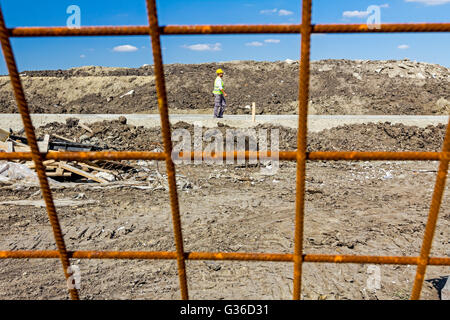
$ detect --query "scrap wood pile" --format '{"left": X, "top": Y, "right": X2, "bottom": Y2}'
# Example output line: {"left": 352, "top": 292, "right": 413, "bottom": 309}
{"left": 0, "top": 127, "right": 135, "bottom": 183}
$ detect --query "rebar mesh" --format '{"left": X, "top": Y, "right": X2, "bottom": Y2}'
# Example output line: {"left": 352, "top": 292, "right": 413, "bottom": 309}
{"left": 0, "top": 0, "right": 448, "bottom": 300}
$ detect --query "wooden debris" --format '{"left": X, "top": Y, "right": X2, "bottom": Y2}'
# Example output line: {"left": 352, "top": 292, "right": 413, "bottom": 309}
{"left": 7, "top": 141, "right": 14, "bottom": 153}
{"left": 79, "top": 123, "right": 93, "bottom": 133}
{"left": 1, "top": 129, "right": 130, "bottom": 183}
{"left": 37, "top": 134, "right": 50, "bottom": 153}
{"left": 0, "top": 128, "right": 10, "bottom": 142}
{"left": 59, "top": 162, "right": 108, "bottom": 183}
{"left": 51, "top": 134, "right": 76, "bottom": 143}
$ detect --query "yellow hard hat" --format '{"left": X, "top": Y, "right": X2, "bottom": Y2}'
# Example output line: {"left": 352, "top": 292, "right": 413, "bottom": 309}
{"left": 216, "top": 68, "right": 224, "bottom": 74}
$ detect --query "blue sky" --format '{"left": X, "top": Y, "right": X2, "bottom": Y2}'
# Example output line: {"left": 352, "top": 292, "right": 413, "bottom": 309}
{"left": 0, "top": 0, "right": 449, "bottom": 72}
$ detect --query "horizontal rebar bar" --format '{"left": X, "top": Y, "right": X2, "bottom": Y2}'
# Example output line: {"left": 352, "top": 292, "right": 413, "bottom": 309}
{"left": 7, "top": 23, "right": 450, "bottom": 37}
{"left": 1, "top": 251, "right": 449, "bottom": 265}
{"left": 1, "top": 151, "right": 448, "bottom": 161}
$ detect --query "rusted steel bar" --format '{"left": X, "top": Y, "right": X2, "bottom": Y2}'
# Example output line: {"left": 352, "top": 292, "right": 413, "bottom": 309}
{"left": 303, "top": 255, "right": 450, "bottom": 265}
{"left": 161, "top": 24, "right": 302, "bottom": 34}
{"left": 307, "top": 151, "right": 448, "bottom": 161}
{"left": 146, "top": 0, "right": 189, "bottom": 300}
{"left": 2, "top": 151, "right": 448, "bottom": 162}
{"left": 9, "top": 26, "right": 150, "bottom": 37}
{"left": 1, "top": 251, "right": 449, "bottom": 266}
{"left": 411, "top": 117, "right": 450, "bottom": 300}
{"left": 312, "top": 23, "right": 450, "bottom": 33}
{"left": 0, "top": 6, "right": 79, "bottom": 300}
{"left": 0, "top": 151, "right": 167, "bottom": 161}
{"left": 7, "top": 23, "right": 450, "bottom": 37}
{"left": 293, "top": 0, "right": 312, "bottom": 301}
{"left": 163, "top": 23, "right": 450, "bottom": 34}
{"left": 178, "top": 151, "right": 447, "bottom": 162}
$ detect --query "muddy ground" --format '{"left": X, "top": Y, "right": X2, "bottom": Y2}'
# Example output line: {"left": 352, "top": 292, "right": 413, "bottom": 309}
{"left": 0, "top": 121, "right": 448, "bottom": 300}
{"left": 0, "top": 59, "right": 449, "bottom": 115}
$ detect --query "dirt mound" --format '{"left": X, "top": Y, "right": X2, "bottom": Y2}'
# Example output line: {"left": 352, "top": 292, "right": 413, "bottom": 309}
{"left": 308, "top": 122, "right": 447, "bottom": 152}
{"left": 34, "top": 118, "right": 447, "bottom": 152}
{"left": 1, "top": 59, "right": 449, "bottom": 115}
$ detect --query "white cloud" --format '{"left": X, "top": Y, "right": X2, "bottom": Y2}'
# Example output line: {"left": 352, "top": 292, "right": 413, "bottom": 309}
{"left": 264, "top": 39, "right": 281, "bottom": 44}
{"left": 260, "top": 8, "right": 294, "bottom": 16}
{"left": 343, "top": 10, "right": 370, "bottom": 18}
{"left": 246, "top": 41, "right": 264, "bottom": 47}
{"left": 260, "top": 8, "right": 278, "bottom": 14}
{"left": 113, "top": 45, "right": 138, "bottom": 52}
{"left": 405, "top": 0, "right": 450, "bottom": 5}
{"left": 182, "top": 43, "right": 222, "bottom": 51}
{"left": 343, "top": 4, "right": 389, "bottom": 18}
{"left": 398, "top": 44, "right": 410, "bottom": 49}
{"left": 80, "top": 54, "right": 86, "bottom": 58}
{"left": 278, "top": 9, "right": 294, "bottom": 16}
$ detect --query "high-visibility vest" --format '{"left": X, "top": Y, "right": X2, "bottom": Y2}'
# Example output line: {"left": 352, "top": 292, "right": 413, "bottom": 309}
{"left": 212, "top": 76, "right": 224, "bottom": 94}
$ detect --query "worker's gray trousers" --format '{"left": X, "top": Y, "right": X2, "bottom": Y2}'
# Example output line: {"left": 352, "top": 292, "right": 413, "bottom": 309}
{"left": 213, "top": 94, "right": 226, "bottom": 118}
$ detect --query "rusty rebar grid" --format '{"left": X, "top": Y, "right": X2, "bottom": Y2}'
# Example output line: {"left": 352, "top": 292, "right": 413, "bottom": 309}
{"left": 0, "top": 0, "right": 448, "bottom": 301}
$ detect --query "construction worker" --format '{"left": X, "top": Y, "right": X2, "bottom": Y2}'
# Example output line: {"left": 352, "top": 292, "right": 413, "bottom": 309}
{"left": 212, "top": 69, "right": 227, "bottom": 118}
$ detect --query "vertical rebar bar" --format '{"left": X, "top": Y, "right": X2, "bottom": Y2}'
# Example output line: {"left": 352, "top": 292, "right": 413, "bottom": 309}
{"left": 293, "top": 0, "right": 312, "bottom": 300}
{"left": 146, "top": 0, "right": 189, "bottom": 300}
{"left": 0, "top": 4, "right": 79, "bottom": 300}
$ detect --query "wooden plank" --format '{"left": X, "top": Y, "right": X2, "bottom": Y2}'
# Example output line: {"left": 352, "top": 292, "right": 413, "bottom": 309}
{"left": 37, "top": 134, "right": 50, "bottom": 153}
{"left": 43, "top": 160, "right": 56, "bottom": 166}
{"left": 27, "top": 160, "right": 57, "bottom": 169}
{"left": 0, "top": 128, "right": 10, "bottom": 142}
{"left": 46, "top": 172, "right": 72, "bottom": 177}
{"left": 59, "top": 162, "right": 107, "bottom": 183}
{"left": 51, "top": 134, "right": 76, "bottom": 143}
{"left": 79, "top": 123, "right": 93, "bottom": 133}
{"left": 252, "top": 102, "right": 256, "bottom": 123}
{"left": 12, "top": 141, "right": 30, "bottom": 152}
{"left": 0, "top": 141, "right": 8, "bottom": 151}
{"left": 7, "top": 141, "right": 14, "bottom": 152}
{"left": 78, "top": 161, "right": 117, "bottom": 174}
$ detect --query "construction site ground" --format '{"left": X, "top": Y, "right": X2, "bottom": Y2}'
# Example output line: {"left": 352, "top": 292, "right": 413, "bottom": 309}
{"left": 0, "top": 117, "right": 449, "bottom": 300}
{"left": 0, "top": 59, "right": 449, "bottom": 300}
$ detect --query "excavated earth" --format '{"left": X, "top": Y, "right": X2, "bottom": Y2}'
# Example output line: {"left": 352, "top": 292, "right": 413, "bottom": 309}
{"left": 0, "top": 59, "right": 449, "bottom": 115}
{"left": 0, "top": 119, "right": 449, "bottom": 300}
{"left": 0, "top": 59, "right": 448, "bottom": 300}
